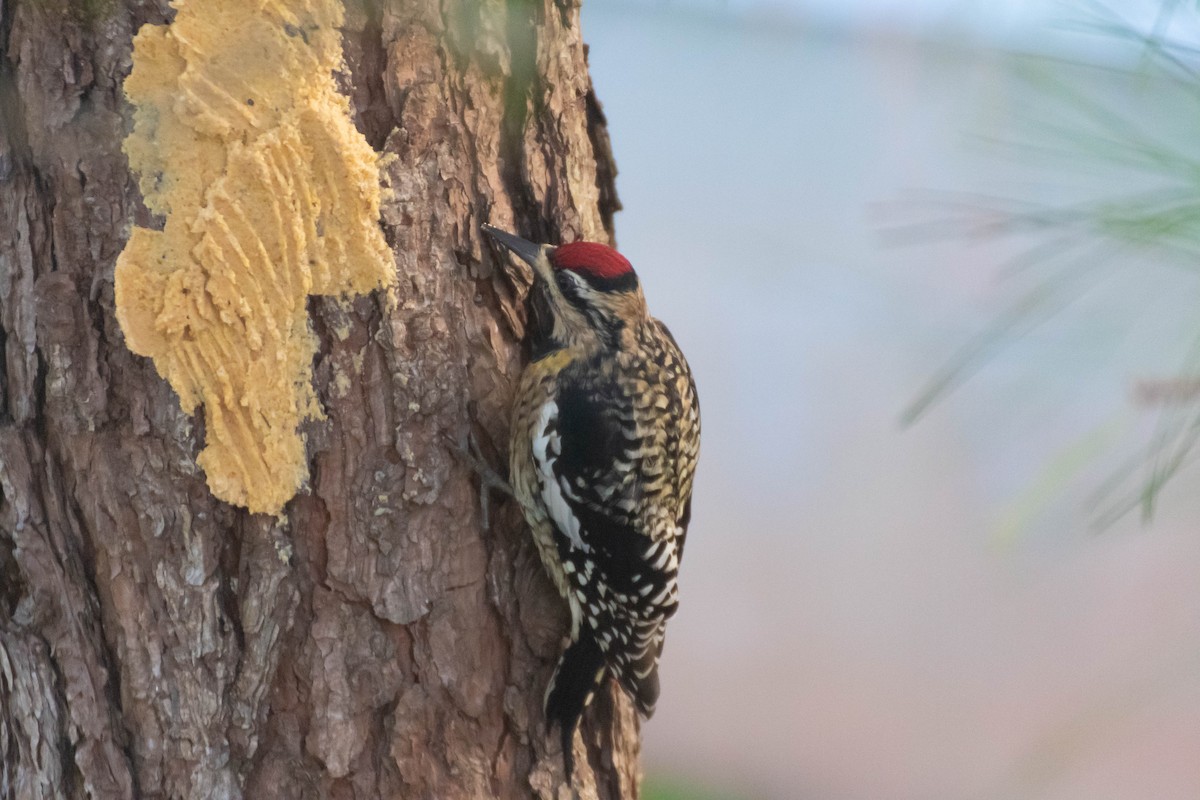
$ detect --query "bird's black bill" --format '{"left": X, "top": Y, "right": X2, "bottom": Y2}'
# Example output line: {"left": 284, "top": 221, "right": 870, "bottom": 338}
{"left": 482, "top": 224, "right": 542, "bottom": 267}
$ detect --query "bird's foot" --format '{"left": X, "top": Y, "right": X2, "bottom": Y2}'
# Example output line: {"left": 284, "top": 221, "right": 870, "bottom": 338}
{"left": 445, "top": 430, "right": 513, "bottom": 530}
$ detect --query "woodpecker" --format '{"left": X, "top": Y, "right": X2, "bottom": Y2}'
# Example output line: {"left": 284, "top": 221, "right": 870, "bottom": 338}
{"left": 481, "top": 224, "right": 700, "bottom": 782}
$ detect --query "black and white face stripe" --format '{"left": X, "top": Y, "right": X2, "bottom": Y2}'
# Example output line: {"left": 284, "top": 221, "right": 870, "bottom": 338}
{"left": 553, "top": 269, "right": 637, "bottom": 342}
{"left": 556, "top": 266, "right": 638, "bottom": 296}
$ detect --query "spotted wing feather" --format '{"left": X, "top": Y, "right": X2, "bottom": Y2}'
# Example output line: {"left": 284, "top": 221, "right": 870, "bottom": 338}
{"left": 532, "top": 370, "right": 690, "bottom": 719}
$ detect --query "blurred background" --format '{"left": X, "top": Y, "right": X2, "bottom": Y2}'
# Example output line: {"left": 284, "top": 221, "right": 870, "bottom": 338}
{"left": 580, "top": 1, "right": 1200, "bottom": 798}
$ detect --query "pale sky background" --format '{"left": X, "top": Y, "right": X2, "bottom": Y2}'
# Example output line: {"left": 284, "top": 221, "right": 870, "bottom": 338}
{"left": 617, "top": 0, "right": 1198, "bottom": 60}
{"left": 582, "top": 2, "right": 1200, "bottom": 798}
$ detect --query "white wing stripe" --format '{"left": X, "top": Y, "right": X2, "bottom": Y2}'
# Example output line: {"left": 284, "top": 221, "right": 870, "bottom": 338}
{"left": 532, "top": 400, "right": 590, "bottom": 552}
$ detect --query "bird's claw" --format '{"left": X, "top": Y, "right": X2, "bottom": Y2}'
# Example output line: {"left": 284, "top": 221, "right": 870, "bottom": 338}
{"left": 445, "top": 430, "right": 514, "bottom": 530}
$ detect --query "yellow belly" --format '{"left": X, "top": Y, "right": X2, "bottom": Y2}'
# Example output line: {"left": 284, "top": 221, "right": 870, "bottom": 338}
{"left": 509, "top": 349, "right": 576, "bottom": 607}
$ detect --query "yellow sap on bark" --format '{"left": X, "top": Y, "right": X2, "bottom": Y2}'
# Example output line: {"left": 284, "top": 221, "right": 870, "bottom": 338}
{"left": 115, "top": 0, "right": 393, "bottom": 514}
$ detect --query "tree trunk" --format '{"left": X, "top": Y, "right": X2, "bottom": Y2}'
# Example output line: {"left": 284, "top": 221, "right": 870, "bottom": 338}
{"left": 0, "top": 0, "right": 632, "bottom": 798}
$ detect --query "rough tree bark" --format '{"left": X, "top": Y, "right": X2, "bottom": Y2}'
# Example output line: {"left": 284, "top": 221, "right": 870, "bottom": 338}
{"left": 0, "top": 0, "right": 633, "bottom": 798}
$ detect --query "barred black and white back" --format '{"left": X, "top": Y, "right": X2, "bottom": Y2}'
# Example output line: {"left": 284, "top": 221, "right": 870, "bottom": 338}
{"left": 511, "top": 318, "right": 699, "bottom": 779}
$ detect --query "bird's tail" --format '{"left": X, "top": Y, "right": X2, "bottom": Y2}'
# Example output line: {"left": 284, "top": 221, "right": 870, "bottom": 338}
{"left": 544, "top": 630, "right": 607, "bottom": 783}
{"left": 611, "top": 618, "right": 664, "bottom": 717}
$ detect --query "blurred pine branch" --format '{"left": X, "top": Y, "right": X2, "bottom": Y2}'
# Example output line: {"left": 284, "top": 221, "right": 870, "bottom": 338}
{"left": 896, "top": 0, "right": 1200, "bottom": 528}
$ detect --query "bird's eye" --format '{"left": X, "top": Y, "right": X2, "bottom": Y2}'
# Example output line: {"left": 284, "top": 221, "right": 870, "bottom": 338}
{"left": 556, "top": 270, "right": 585, "bottom": 298}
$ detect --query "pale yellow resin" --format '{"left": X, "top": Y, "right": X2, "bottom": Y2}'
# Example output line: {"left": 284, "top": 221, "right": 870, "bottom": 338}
{"left": 115, "top": 0, "right": 393, "bottom": 514}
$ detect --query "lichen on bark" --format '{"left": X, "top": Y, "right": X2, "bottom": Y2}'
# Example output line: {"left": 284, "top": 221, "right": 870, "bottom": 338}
{"left": 114, "top": 0, "right": 395, "bottom": 514}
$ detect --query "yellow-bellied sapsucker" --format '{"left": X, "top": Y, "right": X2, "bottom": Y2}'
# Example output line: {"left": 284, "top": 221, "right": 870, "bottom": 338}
{"left": 481, "top": 224, "right": 700, "bottom": 781}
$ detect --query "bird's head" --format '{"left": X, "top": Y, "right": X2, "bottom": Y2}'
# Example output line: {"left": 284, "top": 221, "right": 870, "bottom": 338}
{"left": 483, "top": 224, "right": 646, "bottom": 353}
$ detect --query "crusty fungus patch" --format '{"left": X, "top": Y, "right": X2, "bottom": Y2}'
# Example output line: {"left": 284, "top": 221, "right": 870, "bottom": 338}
{"left": 115, "top": 0, "right": 394, "bottom": 514}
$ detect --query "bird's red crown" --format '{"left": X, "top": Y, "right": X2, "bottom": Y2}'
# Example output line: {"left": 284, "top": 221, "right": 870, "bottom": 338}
{"left": 551, "top": 242, "right": 633, "bottom": 280}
